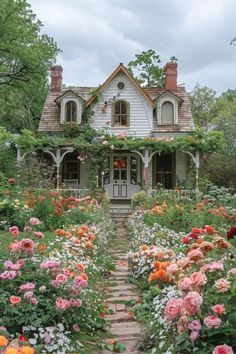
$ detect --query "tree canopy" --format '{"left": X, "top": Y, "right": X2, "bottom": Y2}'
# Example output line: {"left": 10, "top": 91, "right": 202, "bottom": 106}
{"left": 0, "top": 0, "right": 59, "bottom": 132}
{"left": 128, "top": 49, "right": 165, "bottom": 87}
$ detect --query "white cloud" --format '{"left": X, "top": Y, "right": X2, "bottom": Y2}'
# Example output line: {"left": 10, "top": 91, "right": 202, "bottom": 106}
{"left": 29, "top": 0, "right": 236, "bottom": 93}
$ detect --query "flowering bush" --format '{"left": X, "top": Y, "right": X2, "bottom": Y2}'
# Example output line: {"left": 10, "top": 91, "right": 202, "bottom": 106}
{"left": 0, "top": 216, "right": 113, "bottom": 353}
{"left": 127, "top": 209, "right": 236, "bottom": 354}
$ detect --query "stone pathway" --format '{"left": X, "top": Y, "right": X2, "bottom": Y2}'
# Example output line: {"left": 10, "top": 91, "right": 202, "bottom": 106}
{"left": 102, "top": 222, "right": 142, "bottom": 354}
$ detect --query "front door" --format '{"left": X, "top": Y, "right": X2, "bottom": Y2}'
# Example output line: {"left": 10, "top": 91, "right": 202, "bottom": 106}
{"left": 113, "top": 156, "right": 127, "bottom": 198}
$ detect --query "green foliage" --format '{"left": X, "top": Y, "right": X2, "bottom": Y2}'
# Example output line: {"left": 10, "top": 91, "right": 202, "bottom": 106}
{"left": 188, "top": 84, "right": 217, "bottom": 129}
{"left": 0, "top": 0, "right": 59, "bottom": 132}
{"left": 128, "top": 49, "right": 165, "bottom": 87}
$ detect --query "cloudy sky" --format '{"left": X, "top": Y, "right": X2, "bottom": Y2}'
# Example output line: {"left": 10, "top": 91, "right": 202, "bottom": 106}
{"left": 29, "top": 0, "right": 236, "bottom": 94}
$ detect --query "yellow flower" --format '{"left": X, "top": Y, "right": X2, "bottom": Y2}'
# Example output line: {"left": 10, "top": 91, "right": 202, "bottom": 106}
{"left": 3, "top": 347, "right": 18, "bottom": 354}
{"left": 18, "top": 346, "right": 35, "bottom": 354}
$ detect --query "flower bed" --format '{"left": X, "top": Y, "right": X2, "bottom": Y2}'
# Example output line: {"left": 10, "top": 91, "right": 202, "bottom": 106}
{"left": 0, "top": 213, "right": 114, "bottom": 353}
{"left": 127, "top": 209, "right": 236, "bottom": 354}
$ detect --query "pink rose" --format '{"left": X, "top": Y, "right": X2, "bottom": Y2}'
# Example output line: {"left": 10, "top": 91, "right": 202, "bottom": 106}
{"left": 212, "top": 344, "right": 234, "bottom": 354}
{"left": 204, "top": 315, "right": 222, "bottom": 329}
{"left": 215, "top": 279, "right": 231, "bottom": 292}
{"left": 209, "top": 262, "right": 224, "bottom": 272}
{"left": 9, "top": 226, "right": 19, "bottom": 233}
{"left": 73, "top": 324, "right": 80, "bottom": 332}
{"left": 55, "top": 298, "right": 70, "bottom": 310}
{"left": 166, "top": 263, "right": 179, "bottom": 276}
{"left": 190, "top": 272, "right": 207, "bottom": 288}
{"left": 8, "top": 241, "right": 22, "bottom": 253}
{"left": 178, "top": 277, "right": 192, "bottom": 292}
{"left": 80, "top": 279, "right": 88, "bottom": 288}
{"left": 190, "top": 330, "right": 199, "bottom": 342}
{"left": 24, "top": 226, "right": 32, "bottom": 232}
{"left": 51, "top": 280, "right": 60, "bottom": 288}
{"left": 165, "top": 298, "right": 183, "bottom": 320}
{"left": 21, "top": 239, "right": 35, "bottom": 254}
{"left": 187, "top": 249, "right": 204, "bottom": 262}
{"left": 19, "top": 282, "right": 35, "bottom": 292}
{"left": 24, "top": 291, "right": 34, "bottom": 299}
{"left": 177, "top": 257, "right": 190, "bottom": 268}
{"left": 69, "top": 299, "right": 77, "bottom": 306}
{"left": 34, "top": 231, "right": 44, "bottom": 239}
{"left": 4, "top": 260, "right": 13, "bottom": 269}
{"left": 11, "top": 264, "right": 20, "bottom": 271}
{"left": 118, "top": 132, "right": 125, "bottom": 140}
{"left": 188, "top": 320, "right": 201, "bottom": 331}
{"left": 11, "top": 229, "right": 19, "bottom": 238}
{"left": 9, "top": 295, "right": 21, "bottom": 306}
{"left": 16, "top": 259, "right": 25, "bottom": 268}
{"left": 29, "top": 217, "right": 41, "bottom": 225}
{"left": 177, "top": 315, "right": 188, "bottom": 334}
{"left": 73, "top": 275, "right": 84, "bottom": 287}
{"left": 183, "top": 291, "right": 203, "bottom": 315}
{"left": 30, "top": 297, "right": 38, "bottom": 305}
{"left": 75, "top": 299, "right": 82, "bottom": 307}
{"left": 228, "top": 268, "right": 236, "bottom": 276}
{"left": 212, "top": 304, "right": 225, "bottom": 315}
{"left": 55, "top": 273, "right": 68, "bottom": 284}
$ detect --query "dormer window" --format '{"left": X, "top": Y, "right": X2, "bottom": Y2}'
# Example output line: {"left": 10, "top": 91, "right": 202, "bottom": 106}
{"left": 112, "top": 100, "right": 130, "bottom": 127}
{"left": 65, "top": 100, "right": 77, "bottom": 123}
{"left": 161, "top": 101, "right": 174, "bottom": 124}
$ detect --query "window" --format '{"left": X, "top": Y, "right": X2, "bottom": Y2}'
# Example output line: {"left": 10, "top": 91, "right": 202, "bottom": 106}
{"left": 65, "top": 100, "right": 77, "bottom": 123}
{"left": 154, "top": 153, "right": 175, "bottom": 189}
{"left": 130, "top": 157, "right": 137, "bottom": 185}
{"left": 113, "top": 101, "right": 129, "bottom": 127}
{"left": 63, "top": 152, "right": 80, "bottom": 182}
{"left": 161, "top": 101, "right": 174, "bottom": 124}
{"left": 117, "top": 82, "right": 125, "bottom": 90}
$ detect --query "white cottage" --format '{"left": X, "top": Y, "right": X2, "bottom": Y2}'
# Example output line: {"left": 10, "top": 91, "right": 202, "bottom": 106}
{"left": 38, "top": 62, "right": 194, "bottom": 200}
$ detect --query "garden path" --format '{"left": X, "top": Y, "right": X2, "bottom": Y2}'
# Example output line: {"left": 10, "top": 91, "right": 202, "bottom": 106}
{"left": 102, "top": 219, "right": 143, "bottom": 354}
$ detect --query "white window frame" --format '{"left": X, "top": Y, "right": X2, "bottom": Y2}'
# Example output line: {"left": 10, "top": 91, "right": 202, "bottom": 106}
{"left": 60, "top": 97, "right": 83, "bottom": 124}
{"left": 157, "top": 95, "right": 178, "bottom": 125}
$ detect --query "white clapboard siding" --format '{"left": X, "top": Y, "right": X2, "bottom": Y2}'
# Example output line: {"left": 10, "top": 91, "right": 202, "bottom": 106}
{"left": 92, "top": 72, "right": 153, "bottom": 137}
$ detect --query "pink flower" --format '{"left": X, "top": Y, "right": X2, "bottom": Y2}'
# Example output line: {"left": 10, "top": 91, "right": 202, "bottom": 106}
{"left": 30, "top": 297, "right": 38, "bottom": 305}
{"left": 215, "top": 279, "right": 231, "bottom": 292}
{"left": 183, "top": 291, "right": 203, "bottom": 315}
{"left": 19, "top": 282, "right": 35, "bottom": 292}
{"left": 34, "top": 231, "right": 44, "bottom": 239}
{"left": 177, "top": 315, "right": 188, "bottom": 334}
{"left": 178, "top": 277, "right": 192, "bottom": 292}
{"left": 188, "top": 320, "right": 201, "bottom": 331}
{"left": 24, "top": 226, "right": 32, "bottom": 232}
{"left": 29, "top": 217, "right": 41, "bottom": 225}
{"left": 11, "top": 264, "right": 20, "bottom": 271}
{"left": 24, "top": 291, "right": 34, "bottom": 299}
{"left": 4, "top": 260, "right": 13, "bottom": 269}
{"left": 75, "top": 299, "right": 82, "bottom": 307}
{"left": 190, "top": 330, "right": 200, "bottom": 342}
{"left": 190, "top": 272, "right": 207, "bottom": 288}
{"left": 80, "top": 279, "right": 88, "bottom": 288}
{"left": 187, "top": 249, "right": 204, "bottom": 262}
{"left": 165, "top": 298, "right": 183, "bottom": 320}
{"left": 69, "top": 299, "right": 77, "bottom": 306}
{"left": 16, "top": 259, "right": 25, "bottom": 268}
{"left": 73, "top": 275, "right": 84, "bottom": 287}
{"left": 9, "top": 226, "right": 19, "bottom": 233}
{"left": 166, "top": 263, "right": 179, "bottom": 276}
{"left": 51, "top": 280, "right": 61, "bottom": 288}
{"left": 11, "top": 229, "right": 19, "bottom": 238}
{"left": 204, "top": 315, "right": 222, "bottom": 329}
{"left": 177, "top": 257, "right": 190, "bottom": 268}
{"left": 40, "top": 260, "right": 61, "bottom": 269}
{"left": 228, "top": 268, "right": 236, "bottom": 276}
{"left": 0, "top": 270, "right": 18, "bottom": 280}
{"left": 209, "top": 262, "right": 224, "bottom": 272}
{"left": 8, "top": 177, "right": 17, "bottom": 184}
{"left": 118, "top": 132, "right": 125, "bottom": 140}
{"left": 21, "top": 239, "right": 35, "bottom": 254}
{"left": 55, "top": 298, "right": 70, "bottom": 310}
{"left": 8, "top": 241, "right": 22, "bottom": 253}
{"left": 73, "top": 324, "right": 80, "bottom": 332}
{"left": 212, "top": 344, "right": 234, "bottom": 354}
{"left": 55, "top": 273, "right": 68, "bottom": 284}
{"left": 212, "top": 304, "right": 225, "bottom": 315}
{"left": 9, "top": 295, "right": 21, "bottom": 306}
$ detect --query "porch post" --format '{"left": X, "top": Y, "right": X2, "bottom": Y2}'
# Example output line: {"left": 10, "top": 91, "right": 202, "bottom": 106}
{"left": 185, "top": 151, "right": 200, "bottom": 195}
{"left": 55, "top": 149, "right": 61, "bottom": 189}
{"left": 143, "top": 149, "right": 149, "bottom": 190}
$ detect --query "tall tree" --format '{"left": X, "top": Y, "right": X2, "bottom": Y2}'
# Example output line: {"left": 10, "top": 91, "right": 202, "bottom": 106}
{"left": 0, "top": 0, "right": 59, "bottom": 131}
{"left": 128, "top": 49, "right": 165, "bottom": 87}
{"left": 188, "top": 84, "right": 217, "bottom": 129}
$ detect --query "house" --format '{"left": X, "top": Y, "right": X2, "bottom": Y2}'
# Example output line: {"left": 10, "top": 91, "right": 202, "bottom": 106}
{"left": 37, "top": 61, "right": 194, "bottom": 200}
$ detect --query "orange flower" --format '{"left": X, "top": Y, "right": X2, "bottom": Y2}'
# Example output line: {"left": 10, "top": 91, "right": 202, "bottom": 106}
{"left": 205, "top": 225, "right": 215, "bottom": 235}
{"left": 76, "top": 263, "right": 85, "bottom": 272}
{"left": 0, "top": 335, "right": 8, "bottom": 346}
{"left": 153, "top": 261, "right": 161, "bottom": 269}
{"left": 159, "top": 261, "right": 171, "bottom": 270}
{"left": 156, "top": 251, "right": 164, "bottom": 259}
{"left": 191, "top": 227, "right": 201, "bottom": 235}
{"left": 80, "top": 272, "right": 88, "bottom": 281}
{"left": 81, "top": 225, "right": 89, "bottom": 231}
{"left": 76, "top": 229, "right": 85, "bottom": 237}
{"left": 85, "top": 240, "right": 93, "bottom": 249}
{"left": 38, "top": 243, "right": 47, "bottom": 252}
{"left": 18, "top": 346, "right": 35, "bottom": 354}
{"left": 3, "top": 348, "right": 18, "bottom": 354}
{"left": 141, "top": 244, "right": 148, "bottom": 251}
{"left": 55, "top": 229, "right": 66, "bottom": 236}
{"left": 89, "top": 233, "right": 96, "bottom": 241}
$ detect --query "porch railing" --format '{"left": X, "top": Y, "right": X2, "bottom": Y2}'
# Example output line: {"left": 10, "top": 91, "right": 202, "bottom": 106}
{"left": 149, "top": 189, "right": 192, "bottom": 200}
{"left": 56, "top": 188, "right": 90, "bottom": 199}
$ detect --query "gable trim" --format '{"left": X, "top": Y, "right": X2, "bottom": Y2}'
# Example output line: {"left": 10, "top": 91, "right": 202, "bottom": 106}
{"left": 85, "top": 64, "right": 155, "bottom": 108}
{"left": 55, "top": 90, "right": 85, "bottom": 105}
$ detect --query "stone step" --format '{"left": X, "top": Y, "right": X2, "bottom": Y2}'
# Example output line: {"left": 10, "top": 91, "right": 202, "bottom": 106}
{"left": 105, "top": 311, "right": 135, "bottom": 322}
{"left": 104, "top": 289, "right": 138, "bottom": 297}
{"left": 106, "top": 295, "right": 140, "bottom": 303}
{"left": 110, "top": 322, "right": 142, "bottom": 336}
{"left": 106, "top": 284, "right": 136, "bottom": 292}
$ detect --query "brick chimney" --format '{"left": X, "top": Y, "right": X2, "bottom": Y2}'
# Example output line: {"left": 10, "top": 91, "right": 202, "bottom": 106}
{"left": 164, "top": 62, "right": 177, "bottom": 90}
{"left": 50, "top": 65, "right": 63, "bottom": 91}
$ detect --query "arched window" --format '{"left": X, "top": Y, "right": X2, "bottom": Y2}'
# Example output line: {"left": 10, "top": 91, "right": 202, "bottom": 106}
{"left": 65, "top": 100, "right": 77, "bottom": 123}
{"left": 161, "top": 101, "right": 174, "bottom": 124}
{"left": 113, "top": 100, "right": 129, "bottom": 127}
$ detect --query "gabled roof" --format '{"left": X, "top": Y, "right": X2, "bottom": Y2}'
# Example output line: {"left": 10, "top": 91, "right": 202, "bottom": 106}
{"left": 54, "top": 89, "right": 85, "bottom": 105}
{"left": 85, "top": 63, "right": 155, "bottom": 108}
{"left": 155, "top": 90, "right": 184, "bottom": 104}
